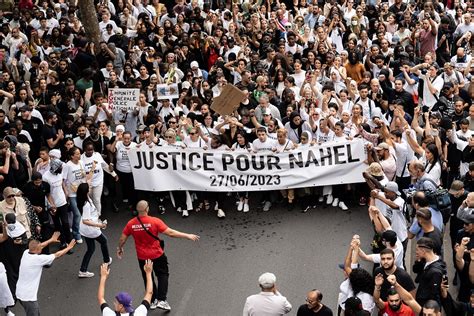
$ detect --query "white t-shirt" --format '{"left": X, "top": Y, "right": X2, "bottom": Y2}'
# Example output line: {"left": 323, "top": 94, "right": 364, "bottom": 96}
{"left": 16, "top": 251, "right": 55, "bottom": 301}
{"left": 422, "top": 75, "right": 444, "bottom": 110}
{"left": 81, "top": 152, "right": 108, "bottom": 187}
{"left": 79, "top": 200, "right": 101, "bottom": 239}
{"left": 42, "top": 170, "right": 67, "bottom": 207}
{"left": 115, "top": 141, "right": 137, "bottom": 173}
{"left": 101, "top": 302, "right": 148, "bottom": 316}
{"left": 63, "top": 160, "right": 87, "bottom": 197}
{"left": 275, "top": 139, "right": 295, "bottom": 152}
{"left": 88, "top": 104, "right": 111, "bottom": 123}
{"left": 252, "top": 138, "right": 276, "bottom": 152}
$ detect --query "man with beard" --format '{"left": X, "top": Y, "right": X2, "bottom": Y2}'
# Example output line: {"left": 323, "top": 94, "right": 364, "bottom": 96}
{"left": 374, "top": 274, "right": 415, "bottom": 315}
{"left": 373, "top": 248, "right": 416, "bottom": 301}
{"left": 73, "top": 125, "right": 88, "bottom": 150}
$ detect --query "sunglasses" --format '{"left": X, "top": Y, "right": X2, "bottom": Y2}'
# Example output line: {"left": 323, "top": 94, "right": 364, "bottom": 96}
{"left": 6, "top": 194, "right": 15, "bottom": 198}
{"left": 189, "top": 132, "right": 196, "bottom": 135}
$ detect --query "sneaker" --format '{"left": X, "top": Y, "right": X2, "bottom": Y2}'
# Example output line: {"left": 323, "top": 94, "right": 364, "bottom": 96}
{"left": 339, "top": 201, "right": 349, "bottom": 211}
{"left": 237, "top": 201, "right": 244, "bottom": 211}
{"left": 76, "top": 238, "right": 83, "bottom": 244}
{"left": 263, "top": 201, "right": 272, "bottom": 212}
{"left": 332, "top": 198, "right": 339, "bottom": 207}
{"left": 159, "top": 205, "right": 166, "bottom": 215}
{"left": 243, "top": 203, "right": 249, "bottom": 213}
{"left": 318, "top": 196, "right": 324, "bottom": 203}
{"left": 301, "top": 205, "right": 310, "bottom": 213}
{"left": 122, "top": 199, "right": 129, "bottom": 203}
{"left": 217, "top": 209, "right": 226, "bottom": 218}
{"left": 182, "top": 210, "right": 189, "bottom": 218}
{"left": 326, "top": 195, "right": 334, "bottom": 205}
{"left": 359, "top": 196, "right": 367, "bottom": 206}
{"left": 106, "top": 257, "right": 112, "bottom": 266}
{"left": 6, "top": 310, "right": 15, "bottom": 316}
{"left": 157, "top": 300, "right": 171, "bottom": 311}
{"left": 78, "top": 271, "right": 94, "bottom": 278}
{"left": 177, "top": 207, "right": 182, "bottom": 213}
{"left": 150, "top": 299, "right": 159, "bottom": 310}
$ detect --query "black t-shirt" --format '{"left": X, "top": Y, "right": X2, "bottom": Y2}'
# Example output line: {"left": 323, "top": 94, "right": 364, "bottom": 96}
{"left": 0, "top": 122, "right": 9, "bottom": 139}
{"left": 296, "top": 304, "right": 333, "bottom": 316}
{"left": 42, "top": 124, "right": 58, "bottom": 149}
{"left": 22, "top": 116, "right": 44, "bottom": 144}
{"left": 373, "top": 266, "right": 416, "bottom": 301}
{"left": 22, "top": 181, "right": 51, "bottom": 224}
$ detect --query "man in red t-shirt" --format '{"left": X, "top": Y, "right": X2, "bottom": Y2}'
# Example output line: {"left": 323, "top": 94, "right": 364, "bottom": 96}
{"left": 374, "top": 274, "right": 415, "bottom": 316}
{"left": 117, "top": 200, "right": 200, "bottom": 312}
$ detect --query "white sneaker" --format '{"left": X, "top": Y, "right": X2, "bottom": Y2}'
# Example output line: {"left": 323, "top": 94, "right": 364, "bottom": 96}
{"left": 76, "top": 239, "right": 83, "bottom": 244}
{"left": 122, "top": 199, "right": 129, "bottom": 203}
{"left": 339, "top": 201, "right": 349, "bottom": 211}
{"left": 157, "top": 300, "right": 171, "bottom": 311}
{"left": 150, "top": 299, "right": 159, "bottom": 310}
{"left": 332, "top": 198, "right": 339, "bottom": 207}
{"left": 237, "top": 201, "right": 244, "bottom": 211}
{"left": 217, "top": 209, "right": 225, "bottom": 218}
{"left": 78, "top": 271, "right": 94, "bottom": 278}
{"left": 318, "top": 196, "right": 324, "bottom": 203}
{"left": 263, "top": 201, "right": 271, "bottom": 211}
{"left": 106, "top": 257, "right": 112, "bottom": 266}
{"left": 177, "top": 207, "right": 182, "bottom": 213}
{"left": 6, "top": 310, "right": 15, "bottom": 316}
{"left": 182, "top": 210, "right": 189, "bottom": 218}
{"left": 243, "top": 203, "right": 249, "bottom": 213}
{"left": 326, "top": 195, "right": 334, "bottom": 205}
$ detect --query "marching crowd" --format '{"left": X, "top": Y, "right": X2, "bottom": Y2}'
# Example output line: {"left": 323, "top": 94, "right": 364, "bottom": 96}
{"left": 0, "top": 0, "right": 471, "bottom": 315}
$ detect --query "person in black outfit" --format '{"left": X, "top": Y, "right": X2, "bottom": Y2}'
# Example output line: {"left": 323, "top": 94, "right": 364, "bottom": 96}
{"left": 373, "top": 248, "right": 416, "bottom": 301}
{"left": 455, "top": 200, "right": 474, "bottom": 303}
{"left": 0, "top": 109, "right": 9, "bottom": 139}
{"left": 296, "top": 289, "right": 333, "bottom": 316}
{"left": 22, "top": 172, "right": 53, "bottom": 253}
{"left": 20, "top": 105, "right": 43, "bottom": 161}
{"left": 413, "top": 237, "right": 447, "bottom": 307}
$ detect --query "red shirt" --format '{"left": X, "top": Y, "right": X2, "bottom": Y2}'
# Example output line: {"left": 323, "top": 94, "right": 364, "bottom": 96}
{"left": 123, "top": 216, "right": 168, "bottom": 260}
{"left": 379, "top": 302, "right": 415, "bottom": 316}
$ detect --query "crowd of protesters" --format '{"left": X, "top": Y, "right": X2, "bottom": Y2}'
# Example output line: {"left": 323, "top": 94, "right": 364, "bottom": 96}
{"left": 0, "top": 0, "right": 471, "bottom": 315}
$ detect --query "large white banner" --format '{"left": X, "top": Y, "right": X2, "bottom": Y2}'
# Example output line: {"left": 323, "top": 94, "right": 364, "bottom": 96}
{"left": 129, "top": 139, "right": 367, "bottom": 192}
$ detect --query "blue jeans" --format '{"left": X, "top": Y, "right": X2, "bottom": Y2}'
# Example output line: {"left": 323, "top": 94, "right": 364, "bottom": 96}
{"left": 69, "top": 197, "right": 81, "bottom": 240}
{"left": 80, "top": 234, "right": 110, "bottom": 272}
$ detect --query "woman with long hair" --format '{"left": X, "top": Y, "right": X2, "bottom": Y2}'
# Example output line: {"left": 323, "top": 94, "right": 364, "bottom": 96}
{"left": 77, "top": 182, "right": 111, "bottom": 278}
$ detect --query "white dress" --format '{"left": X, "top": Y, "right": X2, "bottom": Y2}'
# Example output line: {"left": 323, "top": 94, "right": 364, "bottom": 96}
{"left": 0, "top": 263, "right": 14, "bottom": 308}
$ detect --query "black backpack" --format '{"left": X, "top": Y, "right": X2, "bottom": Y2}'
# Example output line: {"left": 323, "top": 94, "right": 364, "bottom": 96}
{"left": 421, "top": 178, "right": 452, "bottom": 224}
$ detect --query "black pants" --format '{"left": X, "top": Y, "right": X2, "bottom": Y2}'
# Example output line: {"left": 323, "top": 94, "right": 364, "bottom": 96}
{"left": 138, "top": 254, "right": 169, "bottom": 301}
{"left": 51, "top": 204, "right": 72, "bottom": 244}
{"left": 80, "top": 234, "right": 110, "bottom": 272}
{"left": 116, "top": 170, "right": 137, "bottom": 207}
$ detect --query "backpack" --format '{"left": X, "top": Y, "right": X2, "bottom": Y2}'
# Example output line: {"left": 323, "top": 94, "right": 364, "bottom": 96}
{"left": 421, "top": 178, "right": 452, "bottom": 224}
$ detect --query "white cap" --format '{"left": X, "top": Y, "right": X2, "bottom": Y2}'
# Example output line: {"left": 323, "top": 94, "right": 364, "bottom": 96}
{"left": 258, "top": 273, "right": 276, "bottom": 289}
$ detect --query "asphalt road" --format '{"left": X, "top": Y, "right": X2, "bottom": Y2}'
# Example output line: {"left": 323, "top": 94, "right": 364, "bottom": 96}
{"left": 10, "top": 196, "right": 376, "bottom": 316}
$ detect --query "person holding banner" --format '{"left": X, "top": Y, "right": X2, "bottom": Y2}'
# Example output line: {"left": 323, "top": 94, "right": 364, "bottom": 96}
{"left": 117, "top": 200, "right": 200, "bottom": 311}
{"left": 231, "top": 131, "right": 254, "bottom": 213}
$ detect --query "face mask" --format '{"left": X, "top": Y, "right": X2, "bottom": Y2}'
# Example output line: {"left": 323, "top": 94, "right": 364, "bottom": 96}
{"left": 352, "top": 21, "right": 358, "bottom": 26}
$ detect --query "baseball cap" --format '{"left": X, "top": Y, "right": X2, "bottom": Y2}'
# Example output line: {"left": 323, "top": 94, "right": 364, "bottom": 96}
{"left": 19, "top": 105, "right": 30, "bottom": 112}
{"left": 3, "top": 187, "right": 14, "bottom": 197}
{"left": 190, "top": 61, "right": 199, "bottom": 69}
{"left": 384, "top": 181, "right": 401, "bottom": 195}
{"left": 366, "top": 162, "right": 384, "bottom": 177}
{"left": 258, "top": 272, "right": 276, "bottom": 289}
{"left": 457, "top": 207, "right": 474, "bottom": 224}
{"left": 375, "top": 142, "right": 390, "bottom": 150}
{"left": 448, "top": 180, "right": 464, "bottom": 194}
{"left": 263, "top": 108, "right": 272, "bottom": 116}
{"left": 136, "top": 124, "right": 147, "bottom": 132}
{"left": 115, "top": 292, "right": 134, "bottom": 313}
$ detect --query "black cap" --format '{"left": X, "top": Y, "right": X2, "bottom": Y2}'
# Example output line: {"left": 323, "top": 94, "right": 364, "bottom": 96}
{"left": 19, "top": 105, "right": 30, "bottom": 112}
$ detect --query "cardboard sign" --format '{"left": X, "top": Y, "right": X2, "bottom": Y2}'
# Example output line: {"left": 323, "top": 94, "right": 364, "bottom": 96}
{"left": 211, "top": 85, "right": 246, "bottom": 116}
{"left": 156, "top": 83, "right": 179, "bottom": 100}
{"left": 108, "top": 88, "right": 140, "bottom": 111}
